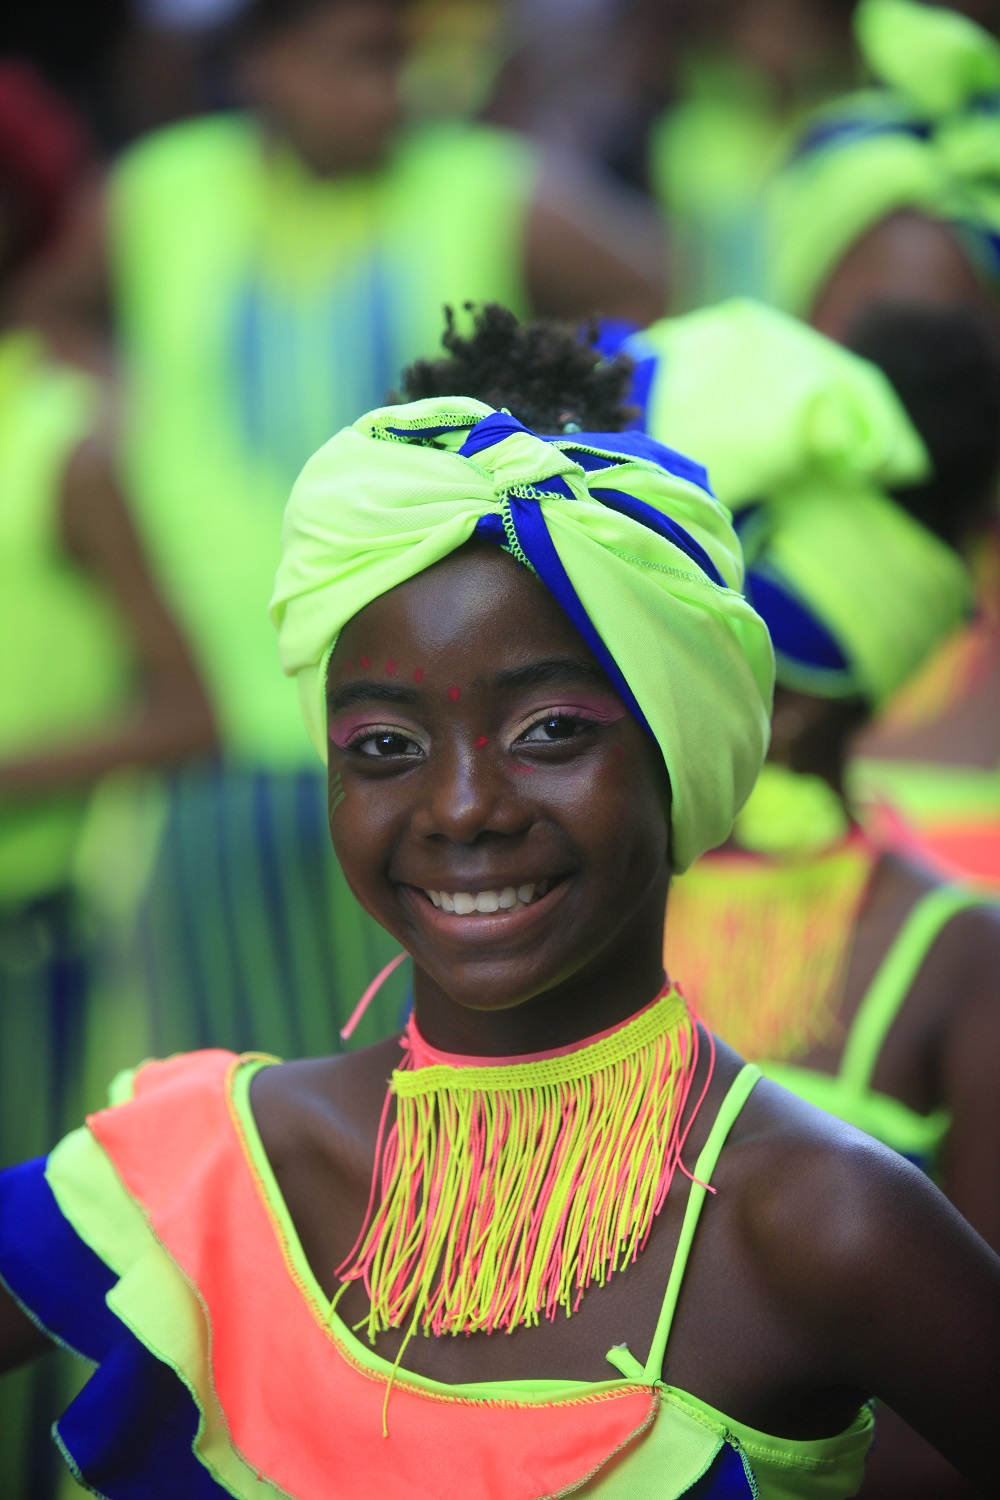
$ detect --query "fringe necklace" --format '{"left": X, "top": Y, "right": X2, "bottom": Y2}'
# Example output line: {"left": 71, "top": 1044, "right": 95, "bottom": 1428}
{"left": 665, "top": 831, "right": 877, "bottom": 1063}
{"left": 336, "top": 987, "right": 707, "bottom": 1346}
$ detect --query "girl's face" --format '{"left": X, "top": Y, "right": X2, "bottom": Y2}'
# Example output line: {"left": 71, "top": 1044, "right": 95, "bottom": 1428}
{"left": 326, "top": 546, "right": 672, "bottom": 1023}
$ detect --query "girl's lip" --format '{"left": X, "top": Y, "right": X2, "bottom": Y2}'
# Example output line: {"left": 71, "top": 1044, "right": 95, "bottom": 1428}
{"left": 399, "top": 878, "right": 568, "bottom": 945}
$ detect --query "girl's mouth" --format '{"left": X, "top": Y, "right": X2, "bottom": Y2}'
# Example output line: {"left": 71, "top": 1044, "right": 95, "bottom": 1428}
{"left": 398, "top": 877, "right": 568, "bottom": 942}
{"left": 422, "top": 879, "right": 551, "bottom": 915}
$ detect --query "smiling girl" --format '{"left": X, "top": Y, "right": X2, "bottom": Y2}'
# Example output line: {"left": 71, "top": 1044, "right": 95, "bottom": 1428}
{"left": 0, "top": 314, "right": 997, "bottom": 1499}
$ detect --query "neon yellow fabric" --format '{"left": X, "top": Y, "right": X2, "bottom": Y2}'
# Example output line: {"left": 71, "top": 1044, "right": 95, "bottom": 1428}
{"left": 634, "top": 299, "right": 970, "bottom": 707}
{"left": 111, "top": 114, "right": 539, "bottom": 764}
{"left": 636, "top": 299, "right": 929, "bottom": 506}
{"left": 666, "top": 838, "right": 875, "bottom": 1064}
{"left": 733, "top": 763, "right": 851, "bottom": 857}
{"left": 648, "top": 58, "right": 799, "bottom": 310}
{"left": 769, "top": 0, "right": 1000, "bottom": 315}
{"left": 271, "top": 396, "right": 774, "bottom": 871}
{"left": 0, "top": 333, "right": 133, "bottom": 902}
{"left": 763, "top": 883, "right": 993, "bottom": 1168}
{"left": 744, "top": 476, "right": 972, "bottom": 707}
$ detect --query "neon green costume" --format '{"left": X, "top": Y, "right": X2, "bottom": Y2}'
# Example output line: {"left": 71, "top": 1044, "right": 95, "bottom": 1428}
{"left": 649, "top": 56, "right": 816, "bottom": 311}
{"left": 768, "top": 0, "right": 1000, "bottom": 316}
{"left": 0, "top": 333, "right": 131, "bottom": 904}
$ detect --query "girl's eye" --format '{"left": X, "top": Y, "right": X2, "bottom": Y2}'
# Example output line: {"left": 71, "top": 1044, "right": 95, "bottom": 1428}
{"left": 518, "top": 713, "right": 594, "bottom": 744}
{"left": 351, "top": 729, "right": 424, "bottom": 758}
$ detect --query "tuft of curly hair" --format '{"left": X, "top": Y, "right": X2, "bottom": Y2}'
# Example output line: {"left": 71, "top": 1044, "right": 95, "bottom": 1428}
{"left": 398, "top": 303, "right": 637, "bottom": 434}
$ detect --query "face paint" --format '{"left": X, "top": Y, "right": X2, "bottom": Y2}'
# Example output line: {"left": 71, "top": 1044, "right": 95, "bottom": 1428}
{"left": 344, "top": 659, "right": 353, "bottom": 674}
{"left": 475, "top": 735, "right": 489, "bottom": 748}
{"left": 329, "top": 770, "right": 346, "bottom": 816}
{"left": 413, "top": 668, "right": 424, "bottom": 684}
{"left": 360, "top": 655, "right": 371, "bottom": 670}
{"left": 385, "top": 659, "right": 397, "bottom": 676}
{"left": 448, "top": 686, "right": 461, "bottom": 702}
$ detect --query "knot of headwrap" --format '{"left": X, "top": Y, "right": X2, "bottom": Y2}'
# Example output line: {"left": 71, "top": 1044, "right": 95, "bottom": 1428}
{"left": 271, "top": 396, "right": 774, "bottom": 871}
{"left": 618, "top": 299, "right": 971, "bottom": 707}
{"left": 769, "top": 0, "right": 1000, "bottom": 314}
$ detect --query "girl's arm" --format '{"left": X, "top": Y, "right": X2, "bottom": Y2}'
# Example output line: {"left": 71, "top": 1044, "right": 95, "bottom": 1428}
{"left": 0, "top": 1282, "right": 50, "bottom": 1375}
{"left": 765, "top": 1128, "right": 1000, "bottom": 1495}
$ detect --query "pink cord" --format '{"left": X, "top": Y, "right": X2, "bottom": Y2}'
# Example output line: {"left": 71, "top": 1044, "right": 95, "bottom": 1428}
{"left": 340, "top": 950, "right": 409, "bottom": 1042}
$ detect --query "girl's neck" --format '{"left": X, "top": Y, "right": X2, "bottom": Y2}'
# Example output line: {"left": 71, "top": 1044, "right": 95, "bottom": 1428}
{"left": 411, "top": 948, "right": 669, "bottom": 1059}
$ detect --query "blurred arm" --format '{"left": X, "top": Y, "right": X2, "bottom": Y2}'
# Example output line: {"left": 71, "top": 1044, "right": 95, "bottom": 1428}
{"left": 0, "top": 437, "right": 217, "bottom": 800}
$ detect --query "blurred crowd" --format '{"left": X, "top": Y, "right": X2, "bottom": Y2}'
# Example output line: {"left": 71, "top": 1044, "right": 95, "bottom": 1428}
{"left": 3, "top": 1, "right": 1000, "bottom": 1495}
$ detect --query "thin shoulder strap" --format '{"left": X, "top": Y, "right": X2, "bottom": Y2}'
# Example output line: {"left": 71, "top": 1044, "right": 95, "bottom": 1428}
{"left": 840, "top": 886, "right": 991, "bottom": 1091}
{"left": 642, "top": 1064, "right": 761, "bottom": 1384}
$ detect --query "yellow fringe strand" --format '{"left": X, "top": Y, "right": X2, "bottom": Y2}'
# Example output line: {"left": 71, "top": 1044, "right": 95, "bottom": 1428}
{"left": 665, "top": 840, "right": 876, "bottom": 1063}
{"left": 338, "top": 991, "right": 699, "bottom": 1342}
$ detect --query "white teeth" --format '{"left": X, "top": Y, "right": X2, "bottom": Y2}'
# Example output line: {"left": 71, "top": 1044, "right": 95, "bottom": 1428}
{"left": 423, "top": 882, "right": 555, "bottom": 915}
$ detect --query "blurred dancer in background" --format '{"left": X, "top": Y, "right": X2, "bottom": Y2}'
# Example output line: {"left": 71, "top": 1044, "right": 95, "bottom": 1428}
{"left": 767, "top": 0, "right": 1000, "bottom": 893}
{"left": 649, "top": 0, "right": 857, "bottom": 310}
{"left": 100, "top": 0, "right": 670, "bottom": 1062}
{"left": 620, "top": 298, "right": 1000, "bottom": 1498}
{"left": 0, "top": 63, "right": 215, "bottom": 1500}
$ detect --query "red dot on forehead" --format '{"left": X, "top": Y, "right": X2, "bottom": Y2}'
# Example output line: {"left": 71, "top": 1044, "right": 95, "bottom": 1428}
{"left": 385, "top": 659, "right": 397, "bottom": 677}
{"left": 475, "top": 735, "right": 489, "bottom": 748}
{"left": 412, "top": 668, "right": 424, "bottom": 684}
{"left": 359, "top": 655, "right": 371, "bottom": 670}
{"left": 448, "top": 686, "right": 461, "bottom": 702}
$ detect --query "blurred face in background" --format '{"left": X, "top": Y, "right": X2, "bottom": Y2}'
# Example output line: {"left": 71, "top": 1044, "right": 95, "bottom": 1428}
{"left": 238, "top": 1, "right": 407, "bottom": 176}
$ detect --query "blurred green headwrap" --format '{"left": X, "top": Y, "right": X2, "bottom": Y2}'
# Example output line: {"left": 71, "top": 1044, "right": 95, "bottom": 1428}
{"left": 271, "top": 396, "right": 774, "bottom": 871}
{"left": 769, "top": 0, "right": 1000, "bottom": 315}
{"left": 625, "top": 298, "right": 972, "bottom": 707}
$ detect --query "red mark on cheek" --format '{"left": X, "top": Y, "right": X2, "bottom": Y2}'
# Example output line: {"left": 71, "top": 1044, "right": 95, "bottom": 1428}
{"left": 511, "top": 763, "right": 535, "bottom": 775}
{"left": 475, "top": 735, "right": 489, "bottom": 748}
{"left": 385, "top": 659, "right": 397, "bottom": 677}
{"left": 412, "top": 668, "right": 424, "bottom": 684}
{"left": 448, "top": 686, "right": 461, "bottom": 702}
{"left": 359, "top": 655, "right": 370, "bottom": 670}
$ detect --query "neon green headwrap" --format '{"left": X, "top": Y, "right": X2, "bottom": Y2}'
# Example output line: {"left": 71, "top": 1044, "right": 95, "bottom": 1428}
{"left": 632, "top": 298, "right": 929, "bottom": 503}
{"left": 271, "top": 396, "right": 774, "bottom": 871}
{"left": 625, "top": 298, "right": 971, "bottom": 706}
{"left": 769, "top": 0, "right": 1000, "bottom": 315}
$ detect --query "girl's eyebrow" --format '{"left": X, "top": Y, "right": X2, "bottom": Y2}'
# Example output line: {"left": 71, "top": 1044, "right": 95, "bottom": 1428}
{"left": 492, "top": 659, "right": 611, "bottom": 692}
{"left": 327, "top": 681, "right": 419, "bottom": 713}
